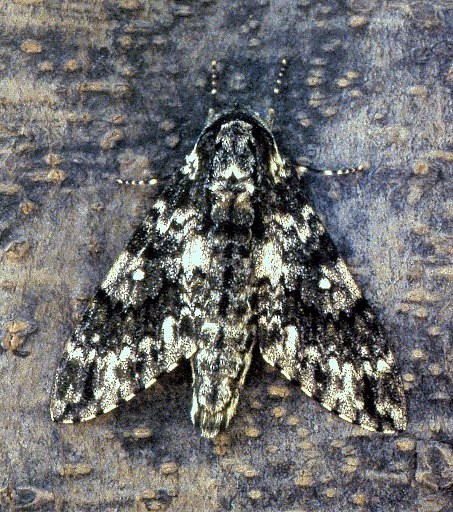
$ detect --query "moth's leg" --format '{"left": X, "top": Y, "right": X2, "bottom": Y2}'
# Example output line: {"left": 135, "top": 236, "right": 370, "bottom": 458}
{"left": 295, "top": 164, "right": 365, "bottom": 178}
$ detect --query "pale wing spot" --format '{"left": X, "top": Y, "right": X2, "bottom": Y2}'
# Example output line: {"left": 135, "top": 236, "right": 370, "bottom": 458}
{"left": 162, "top": 316, "right": 176, "bottom": 346}
{"left": 224, "top": 163, "right": 247, "bottom": 180}
{"left": 138, "top": 336, "right": 152, "bottom": 354}
{"left": 143, "top": 377, "right": 156, "bottom": 389}
{"left": 190, "top": 398, "right": 199, "bottom": 422}
{"left": 67, "top": 345, "right": 85, "bottom": 361}
{"left": 66, "top": 384, "right": 83, "bottom": 403}
{"left": 103, "top": 352, "right": 121, "bottom": 392}
{"left": 173, "top": 208, "right": 196, "bottom": 227}
{"left": 319, "top": 277, "right": 331, "bottom": 290}
{"left": 124, "top": 393, "right": 136, "bottom": 402}
{"left": 284, "top": 325, "right": 299, "bottom": 357}
{"left": 300, "top": 204, "right": 315, "bottom": 221}
{"left": 119, "top": 377, "right": 134, "bottom": 400}
{"left": 155, "top": 211, "right": 173, "bottom": 234}
{"left": 377, "top": 359, "right": 391, "bottom": 373}
{"left": 226, "top": 394, "right": 240, "bottom": 424}
{"left": 255, "top": 241, "right": 283, "bottom": 287}
{"left": 236, "top": 190, "right": 254, "bottom": 205}
{"left": 328, "top": 357, "right": 341, "bottom": 375}
{"left": 281, "top": 369, "right": 292, "bottom": 380}
{"left": 273, "top": 213, "right": 311, "bottom": 244}
{"left": 363, "top": 361, "right": 373, "bottom": 374}
{"left": 305, "top": 346, "right": 321, "bottom": 360}
{"left": 182, "top": 236, "right": 209, "bottom": 277}
{"left": 119, "top": 346, "right": 132, "bottom": 362}
{"left": 182, "top": 148, "right": 199, "bottom": 178}
{"left": 132, "top": 268, "right": 145, "bottom": 281}
{"left": 261, "top": 352, "right": 276, "bottom": 368}
{"left": 300, "top": 385, "right": 313, "bottom": 397}
{"left": 294, "top": 223, "right": 312, "bottom": 244}
{"left": 101, "top": 252, "right": 130, "bottom": 290}
{"left": 208, "top": 181, "right": 222, "bottom": 193}
{"left": 184, "top": 345, "right": 197, "bottom": 359}
{"left": 359, "top": 415, "right": 377, "bottom": 431}
{"left": 167, "top": 362, "right": 178, "bottom": 372}
{"left": 94, "top": 383, "right": 104, "bottom": 401}
{"left": 202, "top": 322, "right": 219, "bottom": 332}
{"left": 153, "top": 199, "right": 166, "bottom": 213}
{"left": 244, "top": 182, "right": 255, "bottom": 194}
{"left": 341, "top": 363, "right": 355, "bottom": 398}
{"left": 386, "top": 352, "right": 396, "bottom": 364}
{"left": 274, "top": 212, "right": 294, "bottom": 230}
{"left": 335, "top": 362, "right": 364, "bottom": 414}
{"left": 79, "top": 412, "right": 97, "bottom": 422}
{"left": 320, "top": 260, "right": 362, "bottom": 306}
{"left": 102, "top": 404, "right": 117, "bottom": 414}
{"left": 102, "top": 254, "right": 144, "bottom": 293}
{"left": 180, "top": 306, "right": 192, "bottom": 317}
{"left": 142, "top": 218, "right": 155, "bottom": 235}
{"left": 391, "top": 407, "right": 406, "bottom": 428}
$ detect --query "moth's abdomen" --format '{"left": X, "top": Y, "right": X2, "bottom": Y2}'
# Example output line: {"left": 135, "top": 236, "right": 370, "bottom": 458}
{"left": 190, "top": 325, "right": 255, "bottom": 438}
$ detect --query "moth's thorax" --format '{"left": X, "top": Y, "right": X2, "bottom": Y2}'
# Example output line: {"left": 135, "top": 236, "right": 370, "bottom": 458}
{"left": 194, "top": 110, "right": 283, "bottom": 194}
{"left": 208, "top": 120, "right": 259, "bottom": 195}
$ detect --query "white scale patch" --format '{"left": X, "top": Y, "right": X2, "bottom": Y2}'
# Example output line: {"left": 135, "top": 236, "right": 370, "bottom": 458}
{"left": 119, "top": 345, "right": 132, "bottom": 362}
{"left": 328, "top": 357, "right": 341, "bottom": 375}
{"left": 377, "top": 359, "right": 391, "bottom": 373}
{"left": 102, "top": 253, "right": 145, "bottom": 298}
{"left": 318, "top": 277, "right": 331, "bottom": 290}
{"left": 153, "top": 199, "right": 167, "bottom": 214}
{"left": 181, "top": 148, "right": 199, "bottom": 179}
{"left": 132, "top": 268, "right": 145, "bottom": 281}
{"left": 182, "top": 236, "right": 209, "bottom": 278}
{"left": 300, "top": 204, "right": 315, "bottom": 221}
{"left": 284, "top": 325, "right": 298, "bottom": 358}
{"left": 224, "top": 163, "right": 247, "bottom": 180}
{"left": 337, "top": 362, "right": 364, "bottom": 414}
{"left": 255, "top": 240, "right": 283, "bottom": 287}
{"left": 273, "top": 211, "right": 314, "bottom": 244}
{"left": 162, "top": 316, "right": 176, "bottom": 346}
{"left": 319, "top": 260, "right": 362, "bottom": 312}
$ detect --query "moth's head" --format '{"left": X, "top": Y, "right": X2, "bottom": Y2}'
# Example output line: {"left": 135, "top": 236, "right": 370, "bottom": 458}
{"left": 195, "top": 109, "right": 283, "bottom": 194}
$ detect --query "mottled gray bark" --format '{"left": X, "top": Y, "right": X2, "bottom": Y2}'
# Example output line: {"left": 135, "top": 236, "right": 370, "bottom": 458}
{"left": 0, "top": 1, "right": 450, "bottom": 511}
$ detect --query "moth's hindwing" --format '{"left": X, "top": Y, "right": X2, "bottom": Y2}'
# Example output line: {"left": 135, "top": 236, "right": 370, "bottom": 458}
{"left": 51, "top": 108, "right": 406, "bottom": 436}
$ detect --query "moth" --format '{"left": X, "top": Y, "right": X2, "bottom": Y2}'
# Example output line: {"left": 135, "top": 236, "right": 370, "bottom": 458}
{"left": 50, "top": 60, "right": 407, "bottom": 438}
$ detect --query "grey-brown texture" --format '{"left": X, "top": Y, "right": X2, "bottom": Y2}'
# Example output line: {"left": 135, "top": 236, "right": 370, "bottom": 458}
{"left": 0, "top": 1, "right": 451, "bottom": 511}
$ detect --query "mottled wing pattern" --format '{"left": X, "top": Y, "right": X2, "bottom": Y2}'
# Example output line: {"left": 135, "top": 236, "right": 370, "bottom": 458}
{"left": 256, "top": 175, "right": 407, "bottom": 433}
{"left": 50, "top": 175, "right": 200, "bottom": 423}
